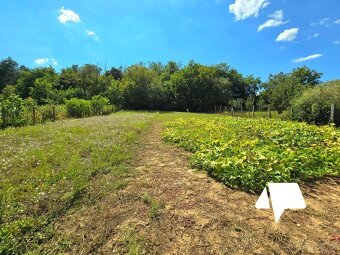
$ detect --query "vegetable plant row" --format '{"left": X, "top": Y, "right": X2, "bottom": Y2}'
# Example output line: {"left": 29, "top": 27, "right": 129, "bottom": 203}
{"left": 163, "top": 117, "right": 340, "bottom": 192}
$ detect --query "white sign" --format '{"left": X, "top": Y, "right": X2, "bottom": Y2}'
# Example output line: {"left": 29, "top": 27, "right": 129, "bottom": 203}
{"left": 255, "top": 183, "right": 306, "bottom": 223}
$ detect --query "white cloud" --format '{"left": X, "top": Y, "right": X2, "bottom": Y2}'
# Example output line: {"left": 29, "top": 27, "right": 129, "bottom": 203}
{"left": 292, "top": 54, "right": 322, "bottom": 63}
{"left": 51, "top": 58, "right": 58, "bottom": 66}
{"left": 276, "top": 28, "right": 299, "bottom": 42}
{"left": 34, "top": 58, "right": 49, "bottom": 65}
{"left": 86, "top": 29, "right": 96, "bottom": 36}
{"left": 308, "top": 33, "right": 319, "bottom": 39}
{"left": 85, "top": 29, "right": 100, "bottom": 41}
{"left": 310, "top": 17, "right": 330, "bottom": 26}
{"left": 229, "top": 0, "right": 270, "bottom": 21}
{"left": 269, "top": 10, "right": 283, "bottom": 20}
{"left": 334, "top": 41, "right": 340, "bottom": 44}
{"left": 258, "top": 10, "right": 288, "bottom": 31}
{"left": 34, "top": 58, "right": 58, "bottom": 66}
{"left": 334, "top": 19, "right": 340, "bottom": 24}
{"left": 58, "top": 7, "right": 80, "bottom": 24}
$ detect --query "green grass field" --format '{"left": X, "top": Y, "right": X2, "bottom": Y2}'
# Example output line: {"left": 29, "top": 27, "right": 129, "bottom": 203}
{"left": 0, "top": 112, "right": 154, "bottom": 254}
{"left": 1, "top": 111, "right": 339, "bottom": 254}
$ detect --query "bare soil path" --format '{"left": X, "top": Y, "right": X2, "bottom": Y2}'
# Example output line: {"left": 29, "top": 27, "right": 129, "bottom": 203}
{"left": 55, "top": 122, "right": 340, "bottom": 255}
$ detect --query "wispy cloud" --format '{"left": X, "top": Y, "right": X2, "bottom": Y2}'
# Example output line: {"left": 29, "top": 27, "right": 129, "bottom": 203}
{"left": 310, "top": 17, "right": 330, "bottom": 26}
{"left": 58, "top": 7, "right": 80, "bottom": 24}
{"left": 229, "top": 0, "right": 270, "bottom": 21}
{"left": 276, "top": 28, "right": 299, "bottom": 42}
{"left": 258, "top": 10, "right": 288, "bottom": 31}
{"left": 308, "top": 33, "right": 319, "bottom": 39}
{"left": 292, "top": 54, "right": 322, "bottom": 63}
{"left": 34, "top": 58, "right": 58, "bottom": 66}
{"left": 86, "top": 29, "right": 96, "bottom": 36}
{"left": 334, "top": 41, "right": 340, "bottom": 44}
{"left": 51, "top": 58, "right": 58, "bottom": 66}
{"left": 34, "top": 58, "right": 49, "bottom": 65}
{"left": 334, "top": 19, "right": 340, "bottom": 24}
{"left": 85, "top": 29, "right": 100, "bottom": 41}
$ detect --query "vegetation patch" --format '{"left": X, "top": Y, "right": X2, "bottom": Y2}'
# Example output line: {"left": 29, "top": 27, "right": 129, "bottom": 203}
{"left": 0, "top": 112, "right": 154, "bottom": 254}
{"left": 163, "top": 117, "right": 340, "bottom": 192}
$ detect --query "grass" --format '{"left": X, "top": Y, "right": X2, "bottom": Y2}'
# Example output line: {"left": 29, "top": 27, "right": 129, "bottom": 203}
{"left": 141, "top": 192, "right": 165, "bottom": 219}
{"left": 0, "top": 112, "right": 155, "bottom": 254}
{"left": 1, "top": 110, "right": 338, "bottom": 253}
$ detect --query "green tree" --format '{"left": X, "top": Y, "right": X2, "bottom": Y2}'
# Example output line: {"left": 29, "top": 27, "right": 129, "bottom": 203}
{"left": 0, "top": 57, "right": 20, "bottom": 92}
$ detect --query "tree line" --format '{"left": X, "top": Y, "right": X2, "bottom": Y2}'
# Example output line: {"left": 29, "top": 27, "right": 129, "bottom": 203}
{"left": 0, "top": 57, "right": 339, "bottom": 127}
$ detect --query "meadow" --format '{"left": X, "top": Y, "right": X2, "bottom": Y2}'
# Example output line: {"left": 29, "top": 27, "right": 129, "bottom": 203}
{"left": 0, "top": 112, "right": 154, "bottom": 254}
{"left": 1, "top": 111, "right": 339, "bottom": 254}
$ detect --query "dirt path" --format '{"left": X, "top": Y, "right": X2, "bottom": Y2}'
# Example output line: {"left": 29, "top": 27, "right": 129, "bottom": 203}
{"left": 55, "top": 123, "right": 340, "bottom": 254}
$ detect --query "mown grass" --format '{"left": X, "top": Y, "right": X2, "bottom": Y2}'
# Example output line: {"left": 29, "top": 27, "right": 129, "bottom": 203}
{"left": 0, "top": 112, "right": 155, "bottom": 254}
{"left": 163, "top": 116, "right": 340, "bottom": 192}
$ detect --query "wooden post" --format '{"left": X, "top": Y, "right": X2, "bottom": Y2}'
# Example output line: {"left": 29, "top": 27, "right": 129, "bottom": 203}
{"left": 329, "top": 103, "right": 335, "bottom": 124}
{"left": 219, "top": 105, "right": 222, "bottom": 114}
{"left": 267, "top": 105, "right": 271, "bottom": 119}
{"left": 32, "top": 106, "right": 36, "bottom": 125}
{"left": 240, "top": 104, "right": 243, "bottom": 115}
{"left": 52, "top": 105, "right": 56, "bottom": 121}
{"left": 214, "top": 105, "right": 217, "bottom": 113}
{"left": 252, "top": 105, "right": 255, "bottom": 118}
{"left": 231, "top": 106, "right": 234, "bottom": 116}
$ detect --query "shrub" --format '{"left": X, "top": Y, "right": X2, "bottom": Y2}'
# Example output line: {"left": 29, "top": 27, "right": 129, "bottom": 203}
{"left": 0, "top": 95, "right": 27, "bottom": 128}
{"left": 65, "top": 98, "right": 92, "bottom": 118}
{"left": 292, "top": 80, "right": 340, "bottom": 126}
{"left": 91, "top": 95, "right": 109, "bottom": 115}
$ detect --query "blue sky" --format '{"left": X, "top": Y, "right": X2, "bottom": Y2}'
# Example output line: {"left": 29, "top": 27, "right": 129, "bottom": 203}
{"left": 0, "top": 0, "right": 339, "bottom": 81}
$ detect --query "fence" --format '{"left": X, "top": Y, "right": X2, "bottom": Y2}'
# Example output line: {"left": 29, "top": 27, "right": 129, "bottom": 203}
{"left": 213, "top": 103, "right": 337, "bottom": 125}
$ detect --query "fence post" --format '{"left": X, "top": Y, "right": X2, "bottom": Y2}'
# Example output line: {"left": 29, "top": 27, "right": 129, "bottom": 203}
{"left": 329, "top": 103, "right": 335, "bottom": 124}
{"left": 219, "top": 105, "right": 222, "bottom": 114}
{"left": 32, "top": 106, "right": 36, "bottom": 125}
{"left": 52, "top": 105, "right": 56, "bottom": 121}
{"left": 252, "top": 105, "right": 255, "bottom": 118}
{"left": 268, "top": 105, "right": 271, "bottom": 119}
{"left": 240, "top": 104, "right": 243, "bottom": 115}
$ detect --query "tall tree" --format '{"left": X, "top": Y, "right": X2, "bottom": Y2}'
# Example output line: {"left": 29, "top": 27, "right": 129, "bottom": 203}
{"left": 0, "top": 57, "right": 20, "bottom": 92}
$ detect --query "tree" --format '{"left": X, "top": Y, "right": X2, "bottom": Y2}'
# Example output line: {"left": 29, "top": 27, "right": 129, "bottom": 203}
{"left": 0, "top": 57, "right": 20, "bottom": 92}
{"left": 291, "top": 66, "right": 322, "bottom": 86}
{"left": 79, "top": 64, "right": 102, "bottom": 99}
{"left": 120, "top": 64, "right": 163, "bottom": 110}
{"left": 170, "top": 62, "right": 232, "bottom": 111}
{"left": 263, "top": 73, "right": 302, "bottom": 112}
{"left": 105, "top": 66, "right": 123, "bottom": 80}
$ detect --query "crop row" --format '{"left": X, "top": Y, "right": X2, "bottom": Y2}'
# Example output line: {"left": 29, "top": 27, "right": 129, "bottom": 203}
{"left": 163, "top": 117, "right": 340, "bottom": 191}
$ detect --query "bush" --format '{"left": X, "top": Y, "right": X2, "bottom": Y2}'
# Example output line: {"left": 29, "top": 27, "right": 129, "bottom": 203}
{"left": 91, "top": 95, "right": 109, "bottom": 115}
{"left": 0, "top": 95, "right": 27, "bottom": 128}
{"left": 65, "top": 98, "right": 92, "bottom": 118}
{"left": 292, "top": 80, "right": 340, "bottom": 126}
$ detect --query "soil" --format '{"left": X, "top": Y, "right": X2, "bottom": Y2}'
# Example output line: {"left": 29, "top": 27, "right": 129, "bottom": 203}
{"left": 54, "top": 123, "right": 340, "bottom": 255}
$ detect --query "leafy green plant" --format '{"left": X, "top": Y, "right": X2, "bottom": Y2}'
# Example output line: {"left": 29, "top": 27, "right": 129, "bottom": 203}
{"left": 164, "top": 117, "right": 340, "bottom": 192}
{"left": 91, "top": 95, "right": 109, "bottom": 115}
{"left": 0, "top": 94, "right": 27, "bottom": 128}
{"left": 65, "top": 98, "right": 92, "bottom": 118}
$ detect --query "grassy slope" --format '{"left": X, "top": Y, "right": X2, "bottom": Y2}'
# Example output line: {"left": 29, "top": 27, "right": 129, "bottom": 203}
{"left": 0, "top": 112, "right": 155, "bottom": 254}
